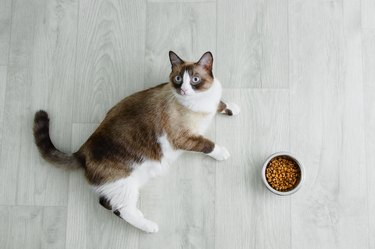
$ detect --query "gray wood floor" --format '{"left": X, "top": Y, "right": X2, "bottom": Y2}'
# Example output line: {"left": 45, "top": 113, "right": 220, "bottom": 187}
{"left": 0, "top": 0, "right": 374, "bottom": 248}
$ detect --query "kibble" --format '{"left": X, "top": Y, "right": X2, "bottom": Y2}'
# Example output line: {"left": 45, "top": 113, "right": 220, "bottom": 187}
{"left": 265, "top": 156, "right": 301, "bottom": 192}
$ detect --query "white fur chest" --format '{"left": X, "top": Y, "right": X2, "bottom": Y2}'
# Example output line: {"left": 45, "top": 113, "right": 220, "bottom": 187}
{"left": 158, "top": 134, "right": 182, "bottom": 163}
{"left": 190, "top": 112, "right": 215, "bottom": 135}
{"left": 173, "top": 79, "right": 222, "bottom": 114}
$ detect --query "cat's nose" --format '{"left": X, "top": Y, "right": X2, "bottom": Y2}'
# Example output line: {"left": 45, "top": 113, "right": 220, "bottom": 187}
{"left": 181, "top": 88, "right": 187, "bottom": 95}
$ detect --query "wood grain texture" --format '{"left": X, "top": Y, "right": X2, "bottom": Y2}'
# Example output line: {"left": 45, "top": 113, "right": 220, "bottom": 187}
{"left": 215, "top": 89, "right": 290, "bottom": 249}
{"left": 0, "top": 0, "right": 36, "bottom": 205}
{"left": 362, "top": 0, "right": 375, "bottom": 31}
{"left": 149, "top": 0, "right": 215, "bottom": 3}
{"left": 0, "top": 0, "right": 78, "bottom": 206}
{"left": 24, "top": 0, "right": 78, "bottom": 206}
{"left": 66, "top": 123, "right": 139, "bottom": 249}
{"left": 260, "top": 0, "right": 288, "bottom": 88}
{"left": 0, "top": 0, "right": 11, "bottom": 65}
{"left": 217, "top": 0, "right": 288, "bottom": 88}
{"left": 289, "top": 0, "right": 368, "bottom": 248}
{"left": 362, "top": 30, "right": 375, "bottom": 249}
{"left": 139, "top": 131, "right": 216, "bottom": 249}
{"left": 0, "top": 66, "right": 6, "bottom": 148}
{"left": 289, "top": 1, "right": 341, "bottom": 248}
{"left": 73, "top": 0, "right": 146, "bottom": 123}
{"left": 144, "top": 2, "right": 216, "bottom": 88}
{"left": 338, "top": 2, "right": 368, "bottom": 248}
{"left": 0, "top": 205, "right": 67, "bottom": 249}
{"left": 217, "top": 0, "right": 261, "bottom": 88}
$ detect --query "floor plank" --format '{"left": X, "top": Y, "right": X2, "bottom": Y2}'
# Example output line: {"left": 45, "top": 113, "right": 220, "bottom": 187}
{"left": 0, "top": 66, "right": 7, "bottom": 147}
{"left": 289, "top": 1, "right": 341, "bottom": 248}
{"left": 338, "top": 1, "right": 368, "bottom": 247}
{"left": 66, "top": 123, "right": 139, "bottom": 249}
{"left": 0, "top": 205, "right": 67, "bottom": 249}
{"left": 144, "top": 2, "right": 216, "bottom": 88}
{"left": 26, "top": 0, "right": 78, "bottom": 206}
{"left": 217, "top": 0, "right": 261, "bottom": 88}
{"left": 362, "top": 0, "right": 375, "bottom": 31}
{"left": 217, "top": 0, "right": 288, "bottom": 88}
{"left": 148, "top": 0, "right": 215, "bottom": 3}
{"left": 0, "top": 0, "right": 36, "bottom": 205}
{"left": 289, "top": 1, "right": 368, "bottom": 248}
{"left": 215, "top": 89, "right": 290, "bottom": 249}
{"left": 0, "top": 0, "right": 11, "bottom": 65}
{"left": 0, "top": 0, "right": 78, "bottom": 206}
{"left": 73, "top": 0, "right": 146, "bottom": 123}
{"left": 363, "top": 30, "right": 375, "bottom": 249}
{"left": 139, "top": 129, "right": 216, "bottom": 249}
{"left": 260, "top": 0, "right": 289, "bottom": 88}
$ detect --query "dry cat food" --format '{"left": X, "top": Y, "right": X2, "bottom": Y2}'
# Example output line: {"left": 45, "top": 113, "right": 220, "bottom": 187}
{"left": 265, "top": 156, "right": 301, "bottom": 192}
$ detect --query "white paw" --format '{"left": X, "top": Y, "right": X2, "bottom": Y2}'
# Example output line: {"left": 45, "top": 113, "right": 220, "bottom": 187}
{"left": 141, "top": 219, "right": 159, "bottom": 233}
{"left": 134, "top": 209, "right": 144, "bottom": 218}
{"left": 208, "top": 145, "right": 230, "bottom": 161}
{"left": 226, "top": 102, "right": 240, "bottom": 116}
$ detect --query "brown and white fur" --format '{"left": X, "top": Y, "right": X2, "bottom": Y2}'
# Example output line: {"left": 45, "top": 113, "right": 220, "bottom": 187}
{"left": 33, "top": 51, "right": 240, "bottom": 233}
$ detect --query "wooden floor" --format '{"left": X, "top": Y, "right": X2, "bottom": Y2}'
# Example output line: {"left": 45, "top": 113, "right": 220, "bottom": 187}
{"left": 0, "top": 0, "right": 374, "bottom": 248}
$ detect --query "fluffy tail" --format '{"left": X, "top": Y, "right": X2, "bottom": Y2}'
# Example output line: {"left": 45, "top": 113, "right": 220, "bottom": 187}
{"left": 33, "top": 110, "right": 80, "bottom": 169}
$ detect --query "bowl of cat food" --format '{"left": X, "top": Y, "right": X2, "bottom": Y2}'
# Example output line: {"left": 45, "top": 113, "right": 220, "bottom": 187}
{"left": 261, "top": 152, "right": 304, "bottom": 195}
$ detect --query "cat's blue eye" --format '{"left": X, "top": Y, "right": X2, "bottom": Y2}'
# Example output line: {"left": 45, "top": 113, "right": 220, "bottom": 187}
{"left": 192, "top": 76, "right": 200, "bottom": 84}
{"left": 174, "top": 75, "right": 182, "bottom": 83}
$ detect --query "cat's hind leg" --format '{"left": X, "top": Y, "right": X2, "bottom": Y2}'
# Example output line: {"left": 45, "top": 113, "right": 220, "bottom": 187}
{"left": 99, "top": 195, "right": 145, "bottom": 217}
{"left": 95, "top": 178, "right": 159, "bottom": 233}
{"left": 114, "top": 207, "right": 158, "bottom": 233}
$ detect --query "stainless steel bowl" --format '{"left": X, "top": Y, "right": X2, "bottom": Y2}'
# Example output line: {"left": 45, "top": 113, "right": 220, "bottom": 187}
{"left": 261, "top": 152, "right": 304, "bottom": 196}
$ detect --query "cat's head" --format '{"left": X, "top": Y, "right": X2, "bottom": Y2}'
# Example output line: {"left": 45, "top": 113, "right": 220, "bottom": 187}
{"left": 168, "top": 51, "right": 214, "bottom": 96}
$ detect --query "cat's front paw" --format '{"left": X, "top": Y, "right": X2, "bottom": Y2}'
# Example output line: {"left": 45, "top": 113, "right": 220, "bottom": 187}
{"left": 226, "top": 102, "right": 240, "bottom": 116}
{"left": 208, "top": 145, "right": 230, "bottom": 161}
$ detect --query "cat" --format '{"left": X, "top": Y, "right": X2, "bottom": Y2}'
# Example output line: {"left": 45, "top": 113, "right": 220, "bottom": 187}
{"left": 33, "top": 51, "right": 240, "bottom": 233}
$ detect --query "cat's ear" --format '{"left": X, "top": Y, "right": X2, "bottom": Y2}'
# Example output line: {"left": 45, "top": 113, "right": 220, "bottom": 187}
{"left": 197, "top": 51, "right": 213, "bottom": 71}
{"left": 169, "top": 51, "right": 184, "bottom": 67}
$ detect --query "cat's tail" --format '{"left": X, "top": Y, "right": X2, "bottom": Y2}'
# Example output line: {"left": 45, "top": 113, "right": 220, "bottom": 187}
{"left": 33, "top": 110, "right": 81, "bottom": 169}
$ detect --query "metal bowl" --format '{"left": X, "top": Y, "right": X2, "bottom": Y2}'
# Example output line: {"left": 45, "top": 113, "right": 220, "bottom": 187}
{"left": 261, "top": 152, "right": 305, "bottom": 196}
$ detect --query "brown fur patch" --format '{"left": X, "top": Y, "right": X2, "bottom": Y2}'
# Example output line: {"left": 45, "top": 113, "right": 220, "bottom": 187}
{"left": 225, "top": 109, "right": 233, "bottom": 116}
{"left": 169, "top": 133, "right": 215, "bottom": 153}
{"left": 217, "top": 101, "right": 227, "bottom": 113}
{"left": 217, "top": 101, "right": 233, "bottom": 116}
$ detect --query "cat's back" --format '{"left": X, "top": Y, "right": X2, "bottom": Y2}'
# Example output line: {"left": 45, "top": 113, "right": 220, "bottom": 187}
{"left": 88, "top": 82, "right": 172, "bottom": 143}
{"left": 107, "top": 82, "right": 171, "bottom": 119}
